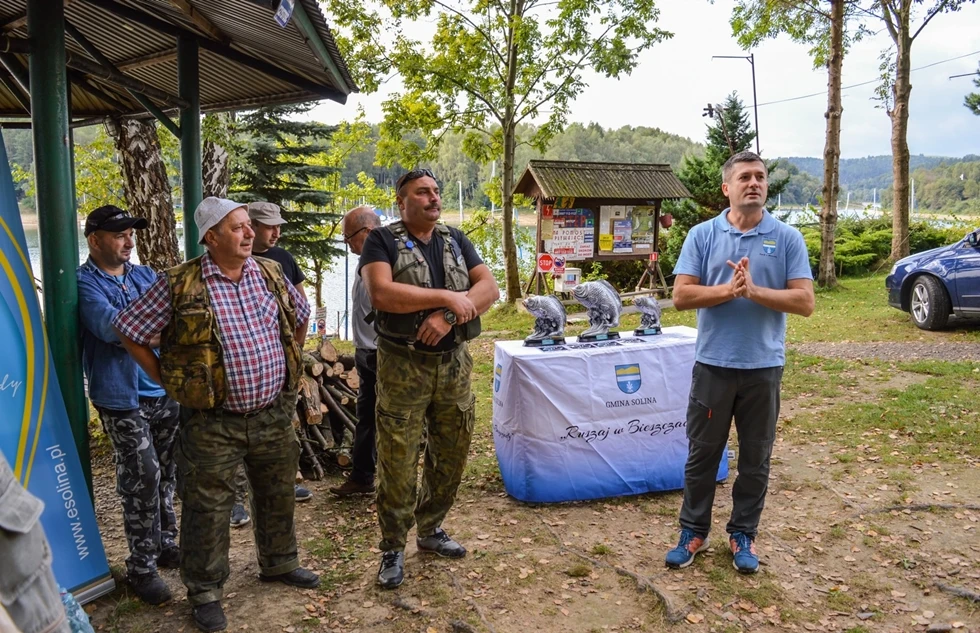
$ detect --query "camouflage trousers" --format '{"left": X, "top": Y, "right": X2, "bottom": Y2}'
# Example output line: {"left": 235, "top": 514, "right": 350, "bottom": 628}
{"left": 95, "top": 396, "right": 180, "bottom": 576}
{"left": 174, "top": 391, "right": 300, "bottom": 606}
{"left": 375, "top": 340, "right": 476, "bottom": 552}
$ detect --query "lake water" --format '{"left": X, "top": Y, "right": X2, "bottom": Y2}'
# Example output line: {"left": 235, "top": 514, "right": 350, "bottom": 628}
{"left": 22, "top": 224, "right": 360, "bottom": 340}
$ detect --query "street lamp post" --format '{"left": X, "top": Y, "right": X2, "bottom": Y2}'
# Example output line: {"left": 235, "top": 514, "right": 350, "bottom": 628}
{"left": 712, "top": 52, "right": 760, "bottom": 155}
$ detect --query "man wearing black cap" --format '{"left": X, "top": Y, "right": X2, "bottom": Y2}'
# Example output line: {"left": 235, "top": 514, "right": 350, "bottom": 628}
{"left": 76, "top": 205, "right": 181, "bottom": 605}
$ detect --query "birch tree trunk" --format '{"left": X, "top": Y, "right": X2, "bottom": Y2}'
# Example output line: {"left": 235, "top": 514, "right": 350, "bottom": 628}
{"left": 818, "top": 0, "right": 846, "bottom": 288}
{"left": 202, "top": 139, "right": 230, "bottom": 198}
{"left": 113, "top": 118, "right": 181, "bottom": 271}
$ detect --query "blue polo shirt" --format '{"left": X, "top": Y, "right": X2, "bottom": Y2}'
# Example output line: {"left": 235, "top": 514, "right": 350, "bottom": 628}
{"left": 673, "top": 209, "right": 812, "bottom": 369}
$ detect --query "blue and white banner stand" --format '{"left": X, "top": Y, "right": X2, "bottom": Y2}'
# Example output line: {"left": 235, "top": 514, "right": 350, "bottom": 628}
{"left": 0, "top": 132, "right": 114, "bottom": 602}
{"left": 492, "top": 326, "right": 728, "bottom": 503}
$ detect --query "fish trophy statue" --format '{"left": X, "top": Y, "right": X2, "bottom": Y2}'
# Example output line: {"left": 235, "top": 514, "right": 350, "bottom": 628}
{"left": 633, "top": 296, "right": 663, "bottom": 336}
{"left": 522, "top": 294, "right": 566, "bottom": 347}
{"left": 572, "top": 280, "right": 621, "bottom": 341}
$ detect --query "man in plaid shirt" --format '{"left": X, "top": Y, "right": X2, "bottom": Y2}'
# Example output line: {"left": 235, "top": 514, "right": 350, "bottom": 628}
{"left": 114, "top": 197, "right": 317, "bottom": 632}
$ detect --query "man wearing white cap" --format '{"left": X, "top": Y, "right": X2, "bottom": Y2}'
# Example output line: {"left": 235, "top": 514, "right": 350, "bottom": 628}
{"left": 113, "top": 197, "right": 318, "bottom": 632}
{"left": 224, "top": 202, "right": 313, "bottom": 530}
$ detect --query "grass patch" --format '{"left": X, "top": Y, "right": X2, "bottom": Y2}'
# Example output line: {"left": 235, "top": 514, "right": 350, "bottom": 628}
{"left": 566, "top": 563, "right": 592, "bottom": 577}
{"left": 590, "top": 543, "right": 612, "bottom": 556}
{"left": 826, "top": 590, "right": 857, "bottom": 611}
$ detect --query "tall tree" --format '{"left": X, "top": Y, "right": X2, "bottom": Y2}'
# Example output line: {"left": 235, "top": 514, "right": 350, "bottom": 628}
{"left": 230, "top": 104, "right": 342, "bottom": 266}
{"left": 677, "top": 92, "right": 784, "bottom": 214}
{"left": 868, "top": 0, "right": 975, "bottom": 261}
{"left": 110, "top": 119, "right": 181, "bottom": 270}
{"left": 731, "top": 0, "right": 862, "bottom": 288}
{"left": 966, "top": 62, "right": 980, "bottom": 115}
{"left": 325, "top": 0, "right": 672, "bottom": 302}
{"left": 202, "top": 113, "right": 235, "bottom": 198}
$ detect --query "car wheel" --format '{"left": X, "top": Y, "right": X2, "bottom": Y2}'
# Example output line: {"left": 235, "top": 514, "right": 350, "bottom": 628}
{"left": 909, "top": 276, "right": 951, "bottom": 330}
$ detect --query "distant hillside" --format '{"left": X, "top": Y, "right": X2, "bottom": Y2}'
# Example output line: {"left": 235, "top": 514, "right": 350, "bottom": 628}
{"left": 782, "top": 155, "right": 978, "bottom": 193}
{"left": 780, "top": 154, "right": 980, "bottom": 212}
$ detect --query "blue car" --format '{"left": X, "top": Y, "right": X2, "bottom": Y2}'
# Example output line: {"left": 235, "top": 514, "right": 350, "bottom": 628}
{"left": 886, "top": 228, "right": 980, "bottom": 330}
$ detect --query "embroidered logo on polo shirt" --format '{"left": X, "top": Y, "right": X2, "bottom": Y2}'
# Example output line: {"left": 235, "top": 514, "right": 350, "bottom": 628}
{"left": 762, "top": 239, "right": 777, "bottom": 256}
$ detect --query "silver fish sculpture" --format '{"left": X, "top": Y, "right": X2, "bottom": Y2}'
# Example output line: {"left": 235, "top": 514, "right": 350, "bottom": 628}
{"left": 572, "top": 280, "right": 621, "bottom": 337}
{"left": 634, "top": 296, "right": 662, "bottom": 330}
{"left": 523, "top": 294, "right": 566, "bottom": 341}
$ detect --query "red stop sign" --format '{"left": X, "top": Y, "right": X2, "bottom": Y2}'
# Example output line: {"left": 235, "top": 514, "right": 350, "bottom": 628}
{"left": 537, "top": 253, "right": 554, "bottom": 273}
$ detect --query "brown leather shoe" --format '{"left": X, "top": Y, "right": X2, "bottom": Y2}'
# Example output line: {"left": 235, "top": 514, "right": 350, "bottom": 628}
{"left": 329, "top": 478, "right": 375, "bottom": 497}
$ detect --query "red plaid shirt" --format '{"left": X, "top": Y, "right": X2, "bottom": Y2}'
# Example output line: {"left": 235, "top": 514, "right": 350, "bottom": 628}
{"left": 113, "top": 253, "right": 311, "bottom": 413}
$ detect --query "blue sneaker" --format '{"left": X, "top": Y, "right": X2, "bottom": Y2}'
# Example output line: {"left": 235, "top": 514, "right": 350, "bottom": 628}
{"left": 295, "top": 485, "right": 313, "bottom": 502}
{"left": 729, "top": 531, "right": 759, "bottom": 574}
{"left": 665, "top": 529, "right": 708, "bottom": 569}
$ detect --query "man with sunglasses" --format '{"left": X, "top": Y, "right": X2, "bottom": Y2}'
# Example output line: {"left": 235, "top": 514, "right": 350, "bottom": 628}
{"left": 329, "top": 205, "right": 383, "bottom": 498}
{"left": 76, "top": 205, "right": 180, "bottom": 605}
{"left": 359, "top": 169, "right": 500, "bottom": 589}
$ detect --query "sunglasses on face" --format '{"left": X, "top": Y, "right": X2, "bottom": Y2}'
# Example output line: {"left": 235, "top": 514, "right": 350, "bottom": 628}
{"left": 395, "top": 168, "right": 436, "bottom": 192}
{"left": 343, "top": 227, "right": 368, "bottom": 244}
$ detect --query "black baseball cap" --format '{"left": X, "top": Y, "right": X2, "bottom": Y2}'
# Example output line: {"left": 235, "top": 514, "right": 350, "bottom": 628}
{"left": 84, "top": 205, "right": 148, "bottom": 236}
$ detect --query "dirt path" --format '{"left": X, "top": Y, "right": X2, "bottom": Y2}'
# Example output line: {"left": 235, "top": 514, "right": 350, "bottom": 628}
{"left": 792, "top": 341, "right": 980, "bottom": 362}
{"left": 84, "top": 356, "right": 980, "bottom": 633}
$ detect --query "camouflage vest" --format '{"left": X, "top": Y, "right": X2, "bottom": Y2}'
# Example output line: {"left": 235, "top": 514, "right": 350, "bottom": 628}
{"left": 374, "top": 221, "right": 481, "bottom": 345}
{"left": 160, "top": 256, "right": 302, "bottom": 410}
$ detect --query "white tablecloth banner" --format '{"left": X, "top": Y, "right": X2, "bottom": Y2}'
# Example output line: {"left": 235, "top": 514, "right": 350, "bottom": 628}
{"left": 492, "top": 326, "right": 728, "bottom": 502}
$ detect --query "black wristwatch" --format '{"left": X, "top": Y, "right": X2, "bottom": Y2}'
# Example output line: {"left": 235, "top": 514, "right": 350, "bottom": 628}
{"left": 443, "top": 309, "right": 458, "bottom": 325}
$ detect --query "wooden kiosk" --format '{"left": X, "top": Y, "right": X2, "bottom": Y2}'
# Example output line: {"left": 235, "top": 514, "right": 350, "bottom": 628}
{"left": 513, "top": 160, "right": 690, "bottom": 297}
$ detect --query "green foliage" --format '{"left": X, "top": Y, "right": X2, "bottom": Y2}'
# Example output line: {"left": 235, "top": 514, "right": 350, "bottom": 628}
{"left": 676, "top": 93, "right": 785, "bottom": 214}
{"left": 797, "top": 216, "right": 967, "bottom": 276}
{"left": 230, "top": 104, "right": 341, "bottom": 263}
{"left": 730, "top": 0, "right": 865, "bottom": 68}
{"left": 74, "top": 127, "right": 126, "bottom": 216}
{"left": 966, "top": 63, "right": 980, "bottom": 115}
{"left": 460, "top": 210, "right": 534, "bottom": 288}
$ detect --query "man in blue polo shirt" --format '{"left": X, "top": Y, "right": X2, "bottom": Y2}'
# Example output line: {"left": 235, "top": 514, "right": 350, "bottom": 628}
{"left": 77, "top": 205, "right": 180, "bottom": 605}
{"left": 665, "top": 151, "right": 814, "bottom": 574}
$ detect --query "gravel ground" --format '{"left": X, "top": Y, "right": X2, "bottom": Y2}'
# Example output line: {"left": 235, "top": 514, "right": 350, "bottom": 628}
{"left": 792, "top": 341, "right": 980, "bottom": 362}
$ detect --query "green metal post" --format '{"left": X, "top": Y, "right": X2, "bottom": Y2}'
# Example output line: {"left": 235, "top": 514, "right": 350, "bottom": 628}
{"left": 178, "top": 36, "right": 202, "bottom": 257}
{"left": 28, "top": 0, "right": 91, "bottom": 488}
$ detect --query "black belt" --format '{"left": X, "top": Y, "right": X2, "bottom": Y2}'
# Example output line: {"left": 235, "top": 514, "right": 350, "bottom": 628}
{"left": 379, "top": 339, "right": 458, "bottom": 366}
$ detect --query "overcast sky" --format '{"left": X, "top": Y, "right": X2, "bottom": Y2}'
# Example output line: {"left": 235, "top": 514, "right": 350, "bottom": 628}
{"left": 309, "top": 0, "right": 980, "bottom": 160}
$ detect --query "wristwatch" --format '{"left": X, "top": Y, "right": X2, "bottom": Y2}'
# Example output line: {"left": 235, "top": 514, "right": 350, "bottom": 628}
{"left": 443, "top": 309, "right": 458, "bottom": 325}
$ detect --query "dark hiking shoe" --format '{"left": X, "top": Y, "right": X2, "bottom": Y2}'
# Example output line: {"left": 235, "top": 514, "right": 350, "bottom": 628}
{"left": 377, "top": 550, "right": 404, "bottom": 589}
{"left": 192, "top": 601, "right": 227, "bottom": 632}
{"left": 259, "top": 567, "right": 320, "bottom": 588}
{"left": 416, "top": 528, "right": 466, "bottom": 558}
{"left": 329, "top": 478, "right": 376, "bottom": 497}
{"left": 295, "top": 485, "right": 313, "bottom": 502}
{"left": 229, "top": 503, "right": 250, "bottom": 528}
{"left": 128, "top": 571, "right": 172, "bottom": 605}
{"left": 158, "top": 545, "right": 181, "bottom": 569}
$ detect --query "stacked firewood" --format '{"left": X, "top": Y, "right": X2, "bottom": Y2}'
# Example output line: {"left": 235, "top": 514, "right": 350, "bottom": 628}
{"left": 293, "top": 338, "right": 360, "bottom": 480}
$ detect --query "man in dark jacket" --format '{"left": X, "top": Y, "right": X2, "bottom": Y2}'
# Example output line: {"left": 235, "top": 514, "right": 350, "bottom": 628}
{"left": 76, "top": 205, "right": 179, "bottom": 605}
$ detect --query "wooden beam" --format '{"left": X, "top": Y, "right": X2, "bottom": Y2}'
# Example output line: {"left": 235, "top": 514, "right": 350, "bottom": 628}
{"left": 0, "top": 14, "right": 26, "bottom": 32}
{"left": 65, "top": 52, "right": 188, "bottom": 108}
{"left": 117, "top": 48, "right": 178, "bottom": 72}
{"left": 167, "top": 0, "right": 230, "bottom": 45}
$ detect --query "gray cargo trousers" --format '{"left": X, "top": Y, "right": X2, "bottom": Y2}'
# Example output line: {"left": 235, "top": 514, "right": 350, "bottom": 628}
{"left": 678, "top": 361, "right": 783, "bottom": 539}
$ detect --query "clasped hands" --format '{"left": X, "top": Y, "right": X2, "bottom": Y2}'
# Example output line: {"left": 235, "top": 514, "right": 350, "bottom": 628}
{"left": 726, "top": 256, "right": 755, "bottom": 300}
{"left": 415, "top": 291, "right": 478, "bottom": 347}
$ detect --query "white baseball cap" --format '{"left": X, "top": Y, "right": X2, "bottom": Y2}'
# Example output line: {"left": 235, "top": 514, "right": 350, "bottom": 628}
{"left": 195, "top": 197, "right": 247, "bottom": 244}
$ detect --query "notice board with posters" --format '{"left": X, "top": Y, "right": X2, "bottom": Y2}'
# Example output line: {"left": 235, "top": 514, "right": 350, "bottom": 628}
{"left": 543, "top": 206, "right": 594, "bottom": 261}
{"left": 491, "top": 326, "right": 728, "bottom": 503}
{"left": 596, "top": 205, "right": 658, "bottom": 255}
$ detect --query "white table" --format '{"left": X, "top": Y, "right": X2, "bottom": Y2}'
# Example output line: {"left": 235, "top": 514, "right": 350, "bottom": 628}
{"left": 492, "top": 326, "right": 728, "bottom": 502}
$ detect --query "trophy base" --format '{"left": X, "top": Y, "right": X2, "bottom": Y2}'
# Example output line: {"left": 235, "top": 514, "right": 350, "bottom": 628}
{"left": 523, "top": 336, "right": 566, "bottom": 348}
{"left": 577, "top": 331, "right": 621, "bottom": 343}
{"left": 634, "top": 327, "right": 662, "bottom": 336}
